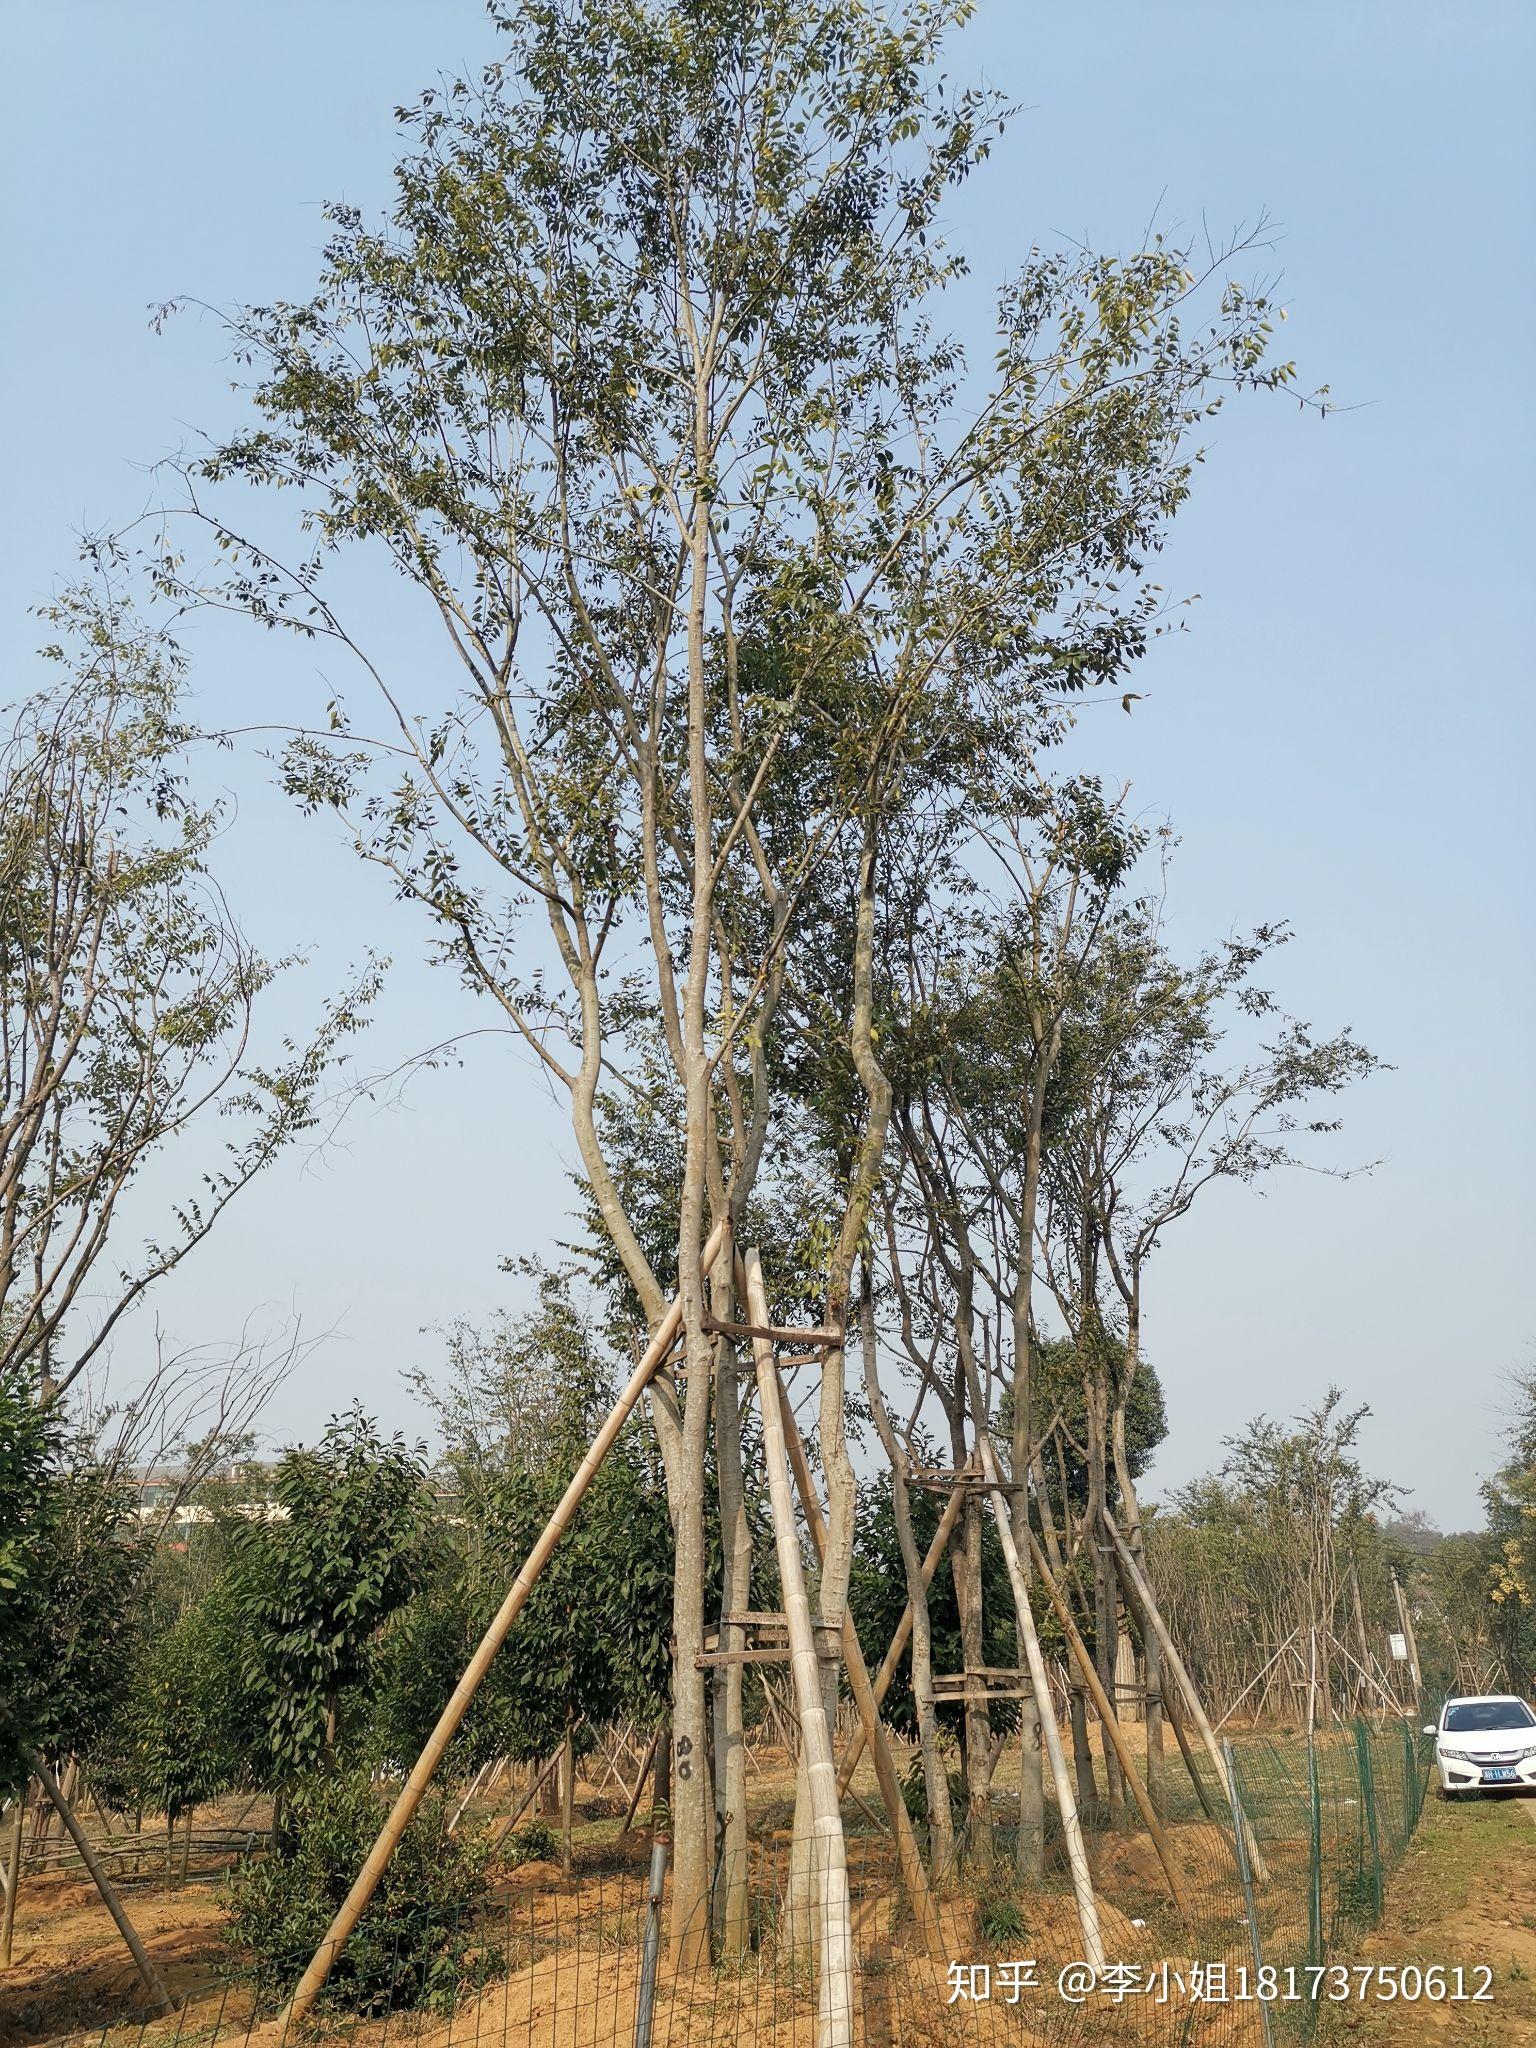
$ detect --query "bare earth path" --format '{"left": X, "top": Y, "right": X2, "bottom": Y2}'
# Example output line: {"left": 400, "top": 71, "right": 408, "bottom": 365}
{"left": 1315, "top": 1789, "right": 1536, "bottom": 2045}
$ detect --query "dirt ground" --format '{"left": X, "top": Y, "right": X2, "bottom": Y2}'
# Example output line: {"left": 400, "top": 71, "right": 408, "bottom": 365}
{"left": 1312, "top": 1787, "right": 1536, "bottom": 2047}
{"left": 0, "top": 1729, "right": 1346, "bottom": 2048}
{"left": 0, "top": 1860, "right": 239, "bottom": 2048}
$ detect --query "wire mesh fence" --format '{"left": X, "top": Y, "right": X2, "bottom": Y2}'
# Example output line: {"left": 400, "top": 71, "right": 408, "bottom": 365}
{"left": 35, "top": 1720, "right": 1432, "bottom": 2048}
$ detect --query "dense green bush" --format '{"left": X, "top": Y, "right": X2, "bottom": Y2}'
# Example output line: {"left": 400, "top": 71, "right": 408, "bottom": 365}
{"left": 225, "top": 1771, "right": 497, "bottom": 2014}
{"left": 0, "top": 1371, "right": 60, "bottom": 1790}
{"left": 505, "top": 1818, "right": 558, "bottom": 1867}
{"left": 233, "top": 1408, "right": 431, "bottom": 1782}
{"left": 90, "top": 1581, "right": 250, "bottom": 1840}
{"left": 1, "top": 1375, "right": 141, "bottom": 1795}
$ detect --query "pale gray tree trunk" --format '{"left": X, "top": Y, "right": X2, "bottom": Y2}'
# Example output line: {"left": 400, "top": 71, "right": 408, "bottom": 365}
{"left": 860, "top": 1273, "right": 954, "bottom": 1874}
{"left": 1109, "top": 1299, "right": 1163, "bottom": 1808}
{"left": 1083, "top": 1361, "right": 1125, "bottom": 1817}
{"left": 1010, "top": 1055, "right": 1052, "bottom": 1877}
{"left": 952, "top": 1302, "right": 995, "bottom": 1860}
{"left": 713, "top": 1325, "right": 752, "bottom": 1954}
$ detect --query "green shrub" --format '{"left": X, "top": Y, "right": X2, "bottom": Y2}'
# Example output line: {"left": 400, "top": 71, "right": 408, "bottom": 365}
{"left": 505, "top": 1818, "right": 558, "bottom": 1867}
{"left": 226, "top": 1771, "right": 497, "bottom": 2014}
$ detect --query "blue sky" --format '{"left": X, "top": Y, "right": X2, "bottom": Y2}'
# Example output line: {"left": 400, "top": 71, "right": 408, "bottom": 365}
{"left": 4, "top": 2, "right": 1532, "bottom": 1525}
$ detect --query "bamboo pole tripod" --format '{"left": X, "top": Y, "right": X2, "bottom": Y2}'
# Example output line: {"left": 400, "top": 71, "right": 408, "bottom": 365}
{"left": 282, "top": 1226, "right": 933, "bottom": 2035}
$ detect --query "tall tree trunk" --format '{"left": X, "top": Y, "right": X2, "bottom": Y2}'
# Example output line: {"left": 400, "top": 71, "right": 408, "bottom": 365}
{"left": 664, "top": 1420, "right": 712, "bottom": 1965}
{"left": 1, "top": 1782, "right": 25, "bottom": 1966}
{"left": 787, "top": 1739, "right": 817, "bottom": 1952}
{"left": 1069, "top": 1685, "right": 1097, "bottom": 1807}
{"left": 950, "top": 1296, "right": 994, "bottom": 1858}
{"left": 746, "top": 1251, "right": 856, "bottom": 2048}
{"left": 1110, "top": 1290, "right": 1162, "bottom": 1809}
{"left": 953, "top": 1492, "right": 994, "bottom": 1859}
{"left": 668, "top": 333, "right": 723, "bottom": 1968}
{"left": 1009, "top": 1053, "right": 1053, "bottom": 1876}
{"left": 652, "top": 1724, "right": 671, "bottom": 1827}
{"left": 713, "top": 1322, "right": 752, "bottom": 1954}
{"left": 818, "top": 813, "right": 888, "bottom": 1715}
{"left": 860, "top": 1273, "right": 954, "bottom": 1875}
{"left": 559, "top": 1729, "right": 574, "bottom": 1879}
{"left": 1082, "top": 1363, "right": 1124, "bottom": 1816}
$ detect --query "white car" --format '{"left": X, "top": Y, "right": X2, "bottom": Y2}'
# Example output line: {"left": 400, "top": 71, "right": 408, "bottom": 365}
{"left": 1426, "top": 1694, "right": 1536, "bottom": 1797}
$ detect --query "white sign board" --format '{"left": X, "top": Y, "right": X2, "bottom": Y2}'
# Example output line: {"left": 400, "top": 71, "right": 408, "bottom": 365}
{"left": 1388, "top": 1632, "right": 1409, "bottom": 1662}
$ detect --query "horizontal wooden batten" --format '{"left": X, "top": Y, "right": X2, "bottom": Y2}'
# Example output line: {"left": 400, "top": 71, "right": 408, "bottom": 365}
{"left": 931, "top": 1668, "right": 1033, "bottom": 1702}
{"left": 702, "top": 1316, "right": 843, "bottom": 1347}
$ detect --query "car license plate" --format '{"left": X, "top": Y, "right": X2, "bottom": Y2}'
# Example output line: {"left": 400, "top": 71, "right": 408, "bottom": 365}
{"left": 1482, "top": 1767, "right": 1517, "bottom": 1782}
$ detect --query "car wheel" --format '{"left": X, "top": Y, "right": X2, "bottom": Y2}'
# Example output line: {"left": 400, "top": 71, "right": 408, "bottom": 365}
{"left": 1436, "top": 1785, "right": 1462, "bottom": 1801}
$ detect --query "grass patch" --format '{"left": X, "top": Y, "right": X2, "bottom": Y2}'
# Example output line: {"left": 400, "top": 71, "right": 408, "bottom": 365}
{"left": 1315, "top": 1792, "right": 1536, "bottom": 2046}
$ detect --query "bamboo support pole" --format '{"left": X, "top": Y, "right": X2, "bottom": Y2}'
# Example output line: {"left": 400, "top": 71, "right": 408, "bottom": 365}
{"left": 622, "top": 1728, "right": 662, "bottom": 1833}
{"left": 1025, "top": 1530, "right": 1191, "bottom": 1917}
{"left": 280, "top": 1224, "right": 728, "bottom": 2027}
{"left": 32, "top": 1756, "right": 172, "bottom": 2012}
{"left": 834, "top": 1477, "right": 967, "bottom": 1798}
{"left": 745, "top": 1251, "right": 856, "bottom": 2048}
{"left": 974, "top": 1431, "right": 1105, "bottom": 1971}
{"left": 1162, "top": 1676, "right": 1220, "bottom": 1819}
{"left": 447, "top": 1758, "right": 492, "bottom": 1836}
{"left": 1102, "top": 1512, "right": 1269, "bottom": 1882}
{"left": 769, "top": 1364, "right": 945, "bottom": 1957}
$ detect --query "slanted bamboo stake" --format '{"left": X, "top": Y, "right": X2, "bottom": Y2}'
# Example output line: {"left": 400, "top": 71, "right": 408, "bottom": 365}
{"left": 1026, "top": 1530, "right": 1191, "bottom": 1918}
{"left": 1332, "top": 1637, "right": 1402, "bottom": 1717}
{"left": 622, "top": 1729, "right": 662, "bottom": 1833}
{"left": 1103, "top": 1513, "right": 1268, "bottom": 1882}
{"left": 448, "top": 1758, "right": 493, "bottom": 1836}
{"left": 974, "top": 1432, "right": 1106, "bottom": 1972}
{"left": 770, "top": 1364, "right": 945, "bottom": 1958}
{"left": 834, "top": 1477, "right": 968, "bottom": 1799}
{"left": 1348, "top": 1566, "right": 1374, "bottom": 1694}
{"left": 33, "top": 1757, "right": 76, "bottom": 1861}
{"left": 1162, "top": 1677, "right": 1219, "bottom": 1819}
{"left": 744, "top": 1251, "right": 855, "bottom": 2048}
{"left": 281, "top": 1223, "right": 728, "bottom": 2026}
{"left": 586, "top": 1721, "right": 621, "bottom": 1794}
{"left": 32, "top": 1755, "right": 172, "bottom": 2012}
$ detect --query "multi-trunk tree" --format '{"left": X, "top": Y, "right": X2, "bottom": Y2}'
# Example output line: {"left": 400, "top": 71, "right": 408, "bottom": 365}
{"left": 153, "top": 0, "right": 1307, "bottom": 1953}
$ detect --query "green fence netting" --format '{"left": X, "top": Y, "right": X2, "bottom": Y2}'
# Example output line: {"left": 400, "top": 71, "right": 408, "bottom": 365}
{"left": 33, "top": 1719, "right": 1435, "bottom": 2048}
